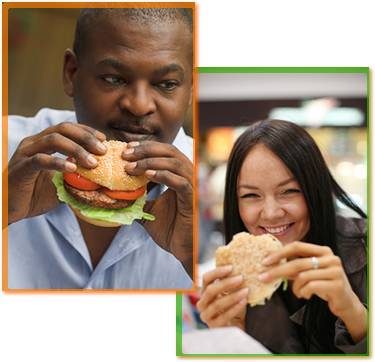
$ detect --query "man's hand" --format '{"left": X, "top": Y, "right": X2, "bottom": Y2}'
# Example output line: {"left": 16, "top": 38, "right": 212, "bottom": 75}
{"left": 123, "top": 140, "right": 194, "bottom": 279}
{"left": 8, "top": 122, "right": 107, "bottom": 225}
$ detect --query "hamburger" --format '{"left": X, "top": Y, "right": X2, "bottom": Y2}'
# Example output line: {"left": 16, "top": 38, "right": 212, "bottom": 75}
{"left": 52, "top": 140, "right": 155, "bottom": 227}
{"left": 216, "top": 232, "right": 287, "bottom": 306}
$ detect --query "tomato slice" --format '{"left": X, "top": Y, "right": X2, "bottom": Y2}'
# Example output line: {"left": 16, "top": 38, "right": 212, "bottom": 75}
{"left": 101, "top": 185, "right": 147, "bottom": 200}
{"left": 63, "top": 157, "right": 101, "bottom": 190}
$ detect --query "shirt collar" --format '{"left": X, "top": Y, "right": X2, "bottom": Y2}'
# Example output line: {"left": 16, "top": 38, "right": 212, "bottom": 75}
{"left": 45, "top": 204, "right": 93, "bottom": 269}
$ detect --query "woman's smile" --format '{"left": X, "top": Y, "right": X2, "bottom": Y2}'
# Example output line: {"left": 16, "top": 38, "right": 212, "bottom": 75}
{"left": 237, "top": 144, "right": 310, "bottom": 246}
{"left": 259, "top": 222, "right": 295, "bottom": 237}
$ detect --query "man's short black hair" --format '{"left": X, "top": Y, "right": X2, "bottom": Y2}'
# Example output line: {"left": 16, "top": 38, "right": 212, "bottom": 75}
{"left": 73, "top": 8, "right": 193, "bottom": 63}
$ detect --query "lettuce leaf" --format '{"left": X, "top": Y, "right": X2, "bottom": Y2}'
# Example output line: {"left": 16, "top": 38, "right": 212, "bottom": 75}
{"left": 52, "top": 172, "right": 155, "bottom": 225}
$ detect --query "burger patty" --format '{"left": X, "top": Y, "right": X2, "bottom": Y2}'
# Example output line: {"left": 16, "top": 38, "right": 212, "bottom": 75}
{"left": 63, "top": 180, "right": 136, "bottom": 210}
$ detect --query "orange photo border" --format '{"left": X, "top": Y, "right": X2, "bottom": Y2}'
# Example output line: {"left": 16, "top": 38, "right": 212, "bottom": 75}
{"left": 2, "top": 1, "right": 199, "bottom": 294}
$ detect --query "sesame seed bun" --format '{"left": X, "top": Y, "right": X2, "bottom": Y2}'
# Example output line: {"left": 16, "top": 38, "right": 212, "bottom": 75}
{"left": 216, "top": 232, "right": 286, "bottom": 306}
{"left": 74, "top": 140, "right": 149, "bottom": 191}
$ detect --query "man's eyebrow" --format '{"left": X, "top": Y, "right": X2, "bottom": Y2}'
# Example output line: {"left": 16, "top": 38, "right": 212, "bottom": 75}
{"left": 237, "top": 177, "right": 296, "bottom": 190}
{"left": 153, "top": 63, "right": 185, "bottom": 77}
{"left": 97, "top": 58, "right": 130, "bottom": 72}
{"left": 96, "top": 59, "right": 185, "bottom": 78}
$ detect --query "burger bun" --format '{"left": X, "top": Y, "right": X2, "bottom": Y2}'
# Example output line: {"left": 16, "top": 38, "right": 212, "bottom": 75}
{"left": 68, "top": 204, "right": 123, "bottom": 228}
{"left": 74, "top": 140, "right": 149, "bottom": 191}
{"left": 216, "top": 232, "right": 286, "bottom": 306}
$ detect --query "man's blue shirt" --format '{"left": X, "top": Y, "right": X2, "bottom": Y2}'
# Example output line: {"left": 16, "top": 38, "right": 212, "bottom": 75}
{"left": 8, "top": 108, "right": 193, "bottom": 289}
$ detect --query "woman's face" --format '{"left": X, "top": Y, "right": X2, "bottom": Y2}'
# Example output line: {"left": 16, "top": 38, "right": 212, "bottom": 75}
{"left": 237, "top": 144, "right": 310, "bottom": 246}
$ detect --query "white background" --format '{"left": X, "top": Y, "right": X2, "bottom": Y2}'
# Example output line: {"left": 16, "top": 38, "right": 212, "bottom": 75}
{"left": 1, "top": 0, "right": 373, "bottom": 361}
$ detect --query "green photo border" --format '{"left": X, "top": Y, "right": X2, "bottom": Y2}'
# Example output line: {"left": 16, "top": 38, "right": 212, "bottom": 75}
{"left": 177, "top": 66, "right": 370, "bottom": 357}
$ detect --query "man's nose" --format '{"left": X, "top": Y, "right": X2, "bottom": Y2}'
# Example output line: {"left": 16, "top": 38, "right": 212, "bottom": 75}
{"left": 118, "top": 82, "right": 156, "bottom": 117}
{"left": 260, "top": 197, "right": 285, "bottom": 221}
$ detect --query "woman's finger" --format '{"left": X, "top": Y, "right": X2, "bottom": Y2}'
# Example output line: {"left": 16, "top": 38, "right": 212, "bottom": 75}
{"left": 199, "top": 274, "right": 244, "bottom": 310}
{"left": 262, "top": 241, "right": 334, "bottom": 266}
{"left": 292, "top": 265, "right": 343, "bottom": 297}
{"left": 297, "top": 279, "right": 343, "bottom": 301}
{"left": 200, "top": 266, "right": 233, "bottom": 295}
{"left": 259, "top": 254, "right": 340, "bottom": 282}
{"left": 211, "top": 298, "right": 248, "bottom": 328}
{"left": 199, "top": 288, "right": 248, "bottom": 327}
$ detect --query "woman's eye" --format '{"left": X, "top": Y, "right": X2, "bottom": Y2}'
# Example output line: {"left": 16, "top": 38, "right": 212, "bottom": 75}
{"left": 240, "top": 193, "right": 259, "bottom": 199}
{"left": 284, "top": 189, "right": 300, "bottom": 195}
{"left": 103, "top": 76, "right": 124, "bottom": 84}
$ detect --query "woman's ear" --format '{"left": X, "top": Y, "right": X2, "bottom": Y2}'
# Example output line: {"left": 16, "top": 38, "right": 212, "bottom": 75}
{"left": 63, "top": 49, "right": 78, "bottom": 98}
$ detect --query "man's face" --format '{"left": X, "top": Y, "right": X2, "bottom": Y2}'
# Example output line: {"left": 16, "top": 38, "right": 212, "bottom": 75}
{"left": 66, "top": 14, "right": 193, "bottom": 144}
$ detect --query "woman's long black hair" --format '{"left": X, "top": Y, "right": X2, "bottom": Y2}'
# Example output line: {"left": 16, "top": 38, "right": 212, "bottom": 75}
{"left": 223, "top": 119, "right": 366, "bottom": 353}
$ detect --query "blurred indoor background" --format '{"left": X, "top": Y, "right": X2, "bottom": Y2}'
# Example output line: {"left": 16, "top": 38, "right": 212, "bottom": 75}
{"left": 7, "top": 8, "right": 193, "bottom": 137}
{"left": 197, "top": 71, "right": 367, "bottom": 286}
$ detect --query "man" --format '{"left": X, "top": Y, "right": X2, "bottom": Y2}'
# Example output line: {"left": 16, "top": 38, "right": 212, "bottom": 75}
{"left": 7, "top": 8, "right": 194, "bottom": 289}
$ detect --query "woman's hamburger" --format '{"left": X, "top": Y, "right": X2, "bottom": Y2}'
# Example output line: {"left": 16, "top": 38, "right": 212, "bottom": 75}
{"left": 52, "top": 140, "right": 155, "bottom": 227}
{"left": 216, "top": 232, "right": 287, "bottom": 306}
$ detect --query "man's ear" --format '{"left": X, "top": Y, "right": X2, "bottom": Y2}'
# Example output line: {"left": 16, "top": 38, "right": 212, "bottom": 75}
{"left": 63, "top": 49, "right": 78, "bottom": 98}
{"left": 188, "top": 74, "right": 194, "bottom": 107}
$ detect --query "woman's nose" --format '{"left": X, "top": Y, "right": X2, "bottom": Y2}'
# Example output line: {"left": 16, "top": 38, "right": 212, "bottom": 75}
{"left": 260, "top": 198, "right": 285, "bottom": 222}
{"left": 118, "top": 82, "right": 156, "bottom": 117}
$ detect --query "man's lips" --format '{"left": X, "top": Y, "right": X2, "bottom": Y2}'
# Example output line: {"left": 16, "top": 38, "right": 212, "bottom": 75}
{"left": 112, "top": 127, "right": 154, "bottom": 142}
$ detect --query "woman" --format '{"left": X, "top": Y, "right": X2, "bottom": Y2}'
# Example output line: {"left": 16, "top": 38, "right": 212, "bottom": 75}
{"left": 197, "top": 119, "right": 367, "bottom": 354}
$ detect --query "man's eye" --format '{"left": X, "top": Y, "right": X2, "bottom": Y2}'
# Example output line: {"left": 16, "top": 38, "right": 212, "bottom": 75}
{"left": 158, "top": 81, "right": 179, "bottom": 90}
{"left": 103, "top": 76, "right": 124, "bottom": 84}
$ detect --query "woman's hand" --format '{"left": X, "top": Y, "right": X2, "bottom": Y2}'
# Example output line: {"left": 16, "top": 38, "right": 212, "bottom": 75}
{"left": 196, "top": 265, "right": 248, "bottom": 330}
{"left": 259, "top": 241, "right": 367, "bottom": 343}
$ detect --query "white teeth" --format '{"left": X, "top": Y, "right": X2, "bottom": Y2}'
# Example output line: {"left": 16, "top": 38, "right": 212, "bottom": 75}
{"left": 264, "top": 225, "right": 290, "bottom": 233}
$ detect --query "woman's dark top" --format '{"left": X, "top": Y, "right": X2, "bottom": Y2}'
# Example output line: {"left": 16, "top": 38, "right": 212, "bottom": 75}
{"left": 244, "top": 215, "right": 367, "bottom": 354}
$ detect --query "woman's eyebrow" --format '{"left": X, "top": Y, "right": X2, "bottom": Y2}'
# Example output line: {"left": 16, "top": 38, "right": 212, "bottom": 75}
{"left": 237, "top": 178, "right": 296, "bottom": 190}
{"left": 277, "top": 177, "right": 296, "bottom": 187}
{"left": 237, "top": 184, "right": 259, "bottom": 190}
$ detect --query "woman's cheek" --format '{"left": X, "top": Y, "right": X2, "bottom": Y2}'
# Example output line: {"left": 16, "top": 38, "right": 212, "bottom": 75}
{"left": 238, "top": 202, "right": 258, "bottom": 234}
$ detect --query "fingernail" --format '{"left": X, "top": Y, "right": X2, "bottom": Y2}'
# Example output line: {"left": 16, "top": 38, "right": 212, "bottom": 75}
{"left": 127, "top": 162, "right": 137, "bottom": 170}
{"left": 239, "top": 288, "right": 249, "bottom": 296}
{"left": 258, "top": 272, "right": 269, "bottom": 281}
{"left": 262, "top": 256, "right": 272, "bottom": 265}
{"left": 128, "top": 141, "right": 140, "bottom": 148}
{"left": 97, "top": 142, "right": 107, "bottom": 152}
{"left": 123, "top": 148, "right": 134, "bottom": 155}
{"left": 145, "top": 170, "right": 156, "bottom": 178}
{"left": 220, "top": 265, "right": 232, "bottom": 273}
{"left": 88, "top": 155, "right": 98, "bottom": 165}
{"left": 65, "top": 162, "right": 77, "bottom": 172}
{"left": 233, "top": 274, "right": 243, "bottom": 282}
